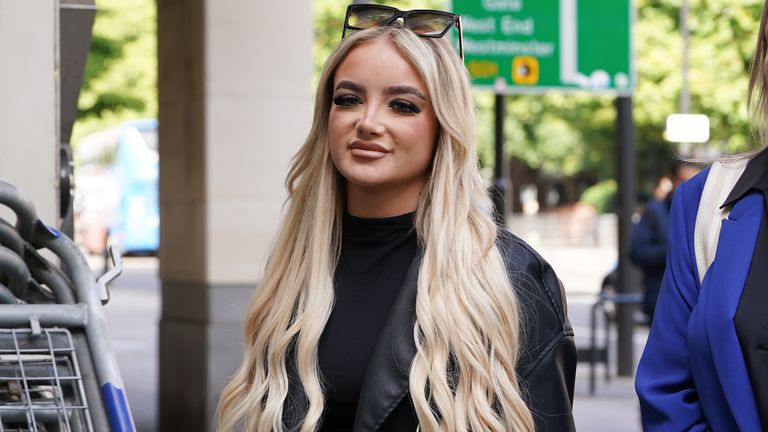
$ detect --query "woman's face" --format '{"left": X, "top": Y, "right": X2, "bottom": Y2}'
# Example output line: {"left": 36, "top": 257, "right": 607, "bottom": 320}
{"left": 328, "top": 39, "right": 438, "bottom": 210}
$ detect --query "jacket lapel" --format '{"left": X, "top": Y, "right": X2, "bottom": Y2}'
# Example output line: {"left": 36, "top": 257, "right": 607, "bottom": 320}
{"left": 352, "top": 253, "right": 421, "bottom": 431}
{"left": 704, "top": 191, "right": 763, "bottom": 430}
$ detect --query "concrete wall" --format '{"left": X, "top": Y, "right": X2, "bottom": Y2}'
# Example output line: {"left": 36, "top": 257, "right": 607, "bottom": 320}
{"left": 204, "top": 2, "right": 313, "bottom": 284}
{"left": 158, "top": 1, "right": 313, "bottom": 429}
{"left": 0, "top": 0, "right": 58, "bottom": 225}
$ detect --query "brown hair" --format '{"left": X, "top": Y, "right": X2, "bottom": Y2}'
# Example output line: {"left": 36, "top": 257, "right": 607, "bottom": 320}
{"left": 748, "top": 0, "right": 768, "bottom": 145}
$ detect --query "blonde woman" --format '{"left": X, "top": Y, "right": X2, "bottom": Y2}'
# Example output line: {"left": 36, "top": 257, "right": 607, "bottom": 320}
{"left": 217, "top": 4, "right": 576, "bottom": 431}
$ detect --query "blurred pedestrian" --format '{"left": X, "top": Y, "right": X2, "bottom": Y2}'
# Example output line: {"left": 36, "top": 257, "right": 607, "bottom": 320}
{"left": 215, "top": 5, "right": 575, "bottom": 432}
{"left": 636, "top": 3, "right": 768, "bottom": 430}
{"left": 629, "top": 161, "right": 699, "bottom": 322}
{"left": 652, "top": 175, "right": 673, "bottom": 201}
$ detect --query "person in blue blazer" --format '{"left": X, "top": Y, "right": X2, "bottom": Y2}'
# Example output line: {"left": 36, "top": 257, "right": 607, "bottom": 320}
{"left": 636, "top": 4, "right": 768, "bottom": 429}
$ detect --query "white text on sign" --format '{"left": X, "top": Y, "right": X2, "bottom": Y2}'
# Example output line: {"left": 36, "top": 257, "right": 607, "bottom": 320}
{"left": 481, "top": 0, "right": 523, "bottom": 12}
{"left": 500, "top": 16, "right": 534, "bottom": 35}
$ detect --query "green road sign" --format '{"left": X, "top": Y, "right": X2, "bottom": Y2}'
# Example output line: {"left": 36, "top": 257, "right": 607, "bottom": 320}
{"left": 452, "top": 0, "right": 633, "bottom": 94}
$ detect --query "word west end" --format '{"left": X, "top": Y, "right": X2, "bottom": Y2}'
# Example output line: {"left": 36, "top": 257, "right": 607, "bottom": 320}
{"left": 462, "top": 15, "right": 554, "bottom": 58}
{"left": 463, "top": 15, "right": 535, "bottom": 36}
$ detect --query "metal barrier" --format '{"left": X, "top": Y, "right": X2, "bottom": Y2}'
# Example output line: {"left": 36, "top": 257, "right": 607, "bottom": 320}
{"left": 581, "top": 291, "right": 644, "bottom": 395}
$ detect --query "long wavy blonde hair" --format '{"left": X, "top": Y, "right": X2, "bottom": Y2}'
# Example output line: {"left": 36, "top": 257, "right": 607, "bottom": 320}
{"left": 217, "top": 25, "right": 534, "bottom": 432}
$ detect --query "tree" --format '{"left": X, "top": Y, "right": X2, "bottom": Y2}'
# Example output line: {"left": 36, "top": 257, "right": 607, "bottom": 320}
{"left": 73, "top": 0, "right": 157, "bottom": 146}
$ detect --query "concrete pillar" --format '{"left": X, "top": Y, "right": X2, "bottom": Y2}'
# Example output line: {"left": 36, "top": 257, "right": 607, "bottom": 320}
{"left": 0, "top": 0, "right": 59, "bottom": 224}
{"left": 157, "top": 1, "right": 312, "bottom": 429}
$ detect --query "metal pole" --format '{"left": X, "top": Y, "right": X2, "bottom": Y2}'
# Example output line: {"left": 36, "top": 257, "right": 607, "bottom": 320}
{"left": 615, "top": 96, "right": 638, "bottom": 376}
{"left": 590, "top": 301, "right": 599, "bottom": 395}
{"left": 491, "top": 93, "right": 507, "bottom": 227}
{"left": 679, "top": 0, "right": 692, "bottom": 155}
{"left": 680, "top": 0, "right": 690, "bottom": 115}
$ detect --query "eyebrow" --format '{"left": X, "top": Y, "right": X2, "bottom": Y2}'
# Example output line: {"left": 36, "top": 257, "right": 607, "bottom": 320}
{"left": 385, "top": 85, "right": 427, "bottom": 101}
{"left": 335, "top": 80, "right": 365, "bottom": 94}
{"left": 334, "top": 80, "right": 427, "bottom": 101}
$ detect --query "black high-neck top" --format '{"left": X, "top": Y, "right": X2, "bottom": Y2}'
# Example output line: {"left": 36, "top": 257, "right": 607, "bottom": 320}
{"left": 318, "top": 212, "right": 418, "bottom": 432}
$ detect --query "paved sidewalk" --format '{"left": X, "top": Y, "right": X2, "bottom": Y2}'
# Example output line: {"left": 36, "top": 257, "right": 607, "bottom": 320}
{"left": 573, "top": 368, "right": 641, "bottom": 431}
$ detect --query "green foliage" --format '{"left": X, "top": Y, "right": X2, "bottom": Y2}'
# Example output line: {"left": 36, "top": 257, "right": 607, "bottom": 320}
{"left": 580, "top": 179, "right": 617, "bottom": 213}
{"left": 73, "top": 0, "right": 157, "bottom": 145}
{"left": 487, "top": 92, "right": 618, "bottom": 179}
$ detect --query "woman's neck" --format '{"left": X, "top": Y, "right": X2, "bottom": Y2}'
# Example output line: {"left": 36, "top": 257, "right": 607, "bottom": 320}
{"left": 345, "top": 181, "right": 424, "bottom": 218}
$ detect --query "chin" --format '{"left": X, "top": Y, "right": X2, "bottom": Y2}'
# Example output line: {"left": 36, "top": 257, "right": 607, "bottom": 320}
{"left": 344, "top": 176, "right": 386, "bottom": 190}
{"left": 337, "top": 166, "right": 385, "bottom": 188}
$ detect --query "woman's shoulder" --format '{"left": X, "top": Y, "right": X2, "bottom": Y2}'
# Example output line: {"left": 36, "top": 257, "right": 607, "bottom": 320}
{"left": 495, "top": 229, "right": 555, "bottom": 277}
{"left": 495, "top": 229, "right": 573, "bottom": 376}
{"left": 494, "top": 228, "right": 564, "bottom": 307}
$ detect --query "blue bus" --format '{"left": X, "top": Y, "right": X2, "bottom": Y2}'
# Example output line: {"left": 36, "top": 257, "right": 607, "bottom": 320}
{"left": 74, "top": 119, "right": 159, "bottom": 255}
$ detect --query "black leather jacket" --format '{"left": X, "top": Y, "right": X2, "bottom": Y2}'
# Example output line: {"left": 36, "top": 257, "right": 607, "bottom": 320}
{"left": 284, "top": 229, "right": 577, "bottom": 431}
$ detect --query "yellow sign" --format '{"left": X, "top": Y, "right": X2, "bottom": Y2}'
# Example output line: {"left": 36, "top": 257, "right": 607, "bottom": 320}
{"left": 467, "top": 60, "right": 499, "bottom": 79}
{"left": 511, "top": 56, "right": 540, "bottom": 85}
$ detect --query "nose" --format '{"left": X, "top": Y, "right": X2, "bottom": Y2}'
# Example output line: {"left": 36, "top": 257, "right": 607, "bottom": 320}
{"left": 355, "top": 104, "right": 385, "bottom": 136}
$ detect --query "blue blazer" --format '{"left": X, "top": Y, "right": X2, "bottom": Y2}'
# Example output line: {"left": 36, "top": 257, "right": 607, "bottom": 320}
{"left": 636, "top": 167, "right": 763, "bottom": 431}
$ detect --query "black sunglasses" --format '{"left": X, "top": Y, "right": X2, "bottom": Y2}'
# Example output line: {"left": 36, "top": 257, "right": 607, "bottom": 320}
{"left": 342, "top": 4, "right": 464, "bottom": 60}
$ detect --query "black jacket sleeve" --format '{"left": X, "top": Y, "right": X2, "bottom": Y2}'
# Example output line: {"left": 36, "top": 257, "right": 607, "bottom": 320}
{"left": 497, "top": 230, "right": 577, "bottom": 432}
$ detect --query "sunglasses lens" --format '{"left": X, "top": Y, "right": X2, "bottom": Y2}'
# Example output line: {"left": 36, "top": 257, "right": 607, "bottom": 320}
{"left": 405, "top": 12, "right": 454, "bottom": 36}
{"left": 348, "top": 7, "right": 396, "bottom": 29}
{"left": 342, "top": 6, "right": 462, "bottom": 58}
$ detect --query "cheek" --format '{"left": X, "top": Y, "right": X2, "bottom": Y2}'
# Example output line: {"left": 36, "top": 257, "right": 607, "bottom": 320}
{"left": 327, "top": 111, "right": 342, "bottom": 146}
{"left": 410, "top": 117, "right": 438, "bottom": 161}
{"left": 327, "top": 111, "right": 349, "bottom": 160}
{"left": 395, "top": 120, "right": 438, "bottom": 177}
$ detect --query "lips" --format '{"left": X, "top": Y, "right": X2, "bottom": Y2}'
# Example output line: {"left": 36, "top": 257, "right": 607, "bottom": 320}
{"left": 349, "top": 140, "right": 390, "bottom": 159}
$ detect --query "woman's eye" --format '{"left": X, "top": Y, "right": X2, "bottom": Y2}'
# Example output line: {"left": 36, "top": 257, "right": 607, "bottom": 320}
{"left": 390, "top": 99, "right": 421, "bottom": 114}
{"left": 332, "top": 94, "right": 361, "bottom": 107}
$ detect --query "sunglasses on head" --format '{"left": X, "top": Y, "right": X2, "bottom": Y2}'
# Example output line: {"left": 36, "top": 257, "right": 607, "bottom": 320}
{"left": 341, "top": 4, "right": 464, "bottom": 60}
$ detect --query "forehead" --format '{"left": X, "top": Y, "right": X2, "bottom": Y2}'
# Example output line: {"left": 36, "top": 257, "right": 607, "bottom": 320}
{"left": 334, "top": 39, "right": 428, "bottom": 91}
